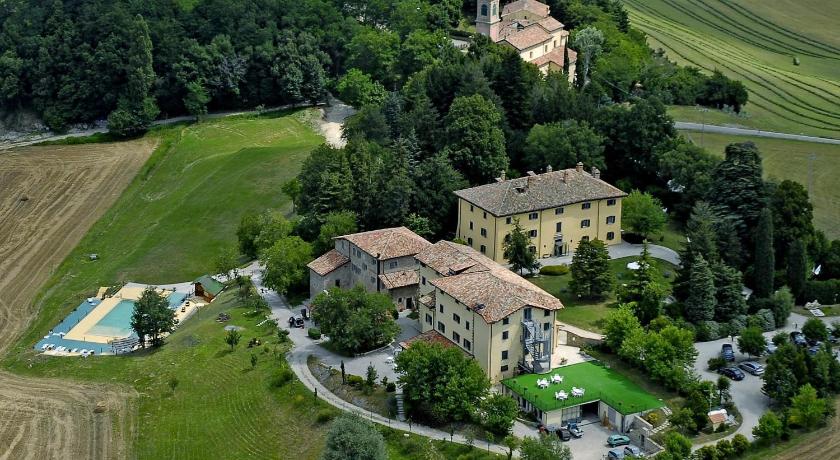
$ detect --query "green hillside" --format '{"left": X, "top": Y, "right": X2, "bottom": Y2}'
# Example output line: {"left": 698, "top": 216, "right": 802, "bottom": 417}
{"left": 625, "top": 0, "right": 840, "bottom": 138}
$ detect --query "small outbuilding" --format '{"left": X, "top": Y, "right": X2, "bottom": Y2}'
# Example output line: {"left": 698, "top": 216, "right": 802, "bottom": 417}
{"left": 194, "top": 275, "right": 225, "bottom": 302}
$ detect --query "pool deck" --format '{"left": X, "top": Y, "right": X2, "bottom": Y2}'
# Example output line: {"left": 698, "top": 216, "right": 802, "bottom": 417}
{"left": 37, "top": 282, "right": 198, "bottom": 355}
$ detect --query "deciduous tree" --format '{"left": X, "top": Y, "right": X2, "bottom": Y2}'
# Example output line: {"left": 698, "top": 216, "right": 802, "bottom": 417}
{"left": 504, "top": 219, "right": 540, "bottom": 275}
{"left": 131, "top": 287, "right": 175, "bottom": 348}
{"left": 311, "top": 286, "right": 399, "bottom": 354}
{"left": 260, "top": 237, "right": 312, "bottom": 295}
{"left": 737, "top": 325, "right": 765, "bottom": 358}
{"left": 322, "top": 413, "right": 387, "bottom": 460}
{"left": 622, "top": 190, "right": 666, "bottom": 239}
{"left": 441, "top": 94, "right": 508, "bottom": 184}
{"left": 522, "top": 120, "right": 605, "bottom": 172}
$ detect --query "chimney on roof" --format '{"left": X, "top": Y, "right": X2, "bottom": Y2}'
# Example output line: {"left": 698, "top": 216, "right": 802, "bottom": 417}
{"left": 591, "top": 166, "right": 600, "bottom": 179}
{"left": 575, "top": 162, "right": 584, "bottom": 173}
{"left": 500, "top": 170, "right": 506, "bottom": 181}
{"left": 546, "top": 165, "right": 553, "bottom": 173}
{"left": 526, "top": 170, "right": 536, "bottom": 176}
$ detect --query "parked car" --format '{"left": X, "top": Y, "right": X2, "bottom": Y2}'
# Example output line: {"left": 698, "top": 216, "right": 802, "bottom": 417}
{"left": 557, "top": 428, "right": 572, "bottom": 441}
{"left": 607, "top": 435, "right": 631, "bottom": 447}
{"left": 721, "top": 343, "right": 735, "bottom": 361}
{"left": 607, "top": 448, "right": 626, "bottom": 459}
{"left": 807, "top": 338, "right": 823, "bottom": 347}
{"left": 808, "top": 345, "right": 821, "bottom": 356}
{"left": 765, "top": 339, "right": 778, "bottom": 354}
{"left": 288, "top": 316, "right": 304, "bottom": 328}
{"left": 830, "top": 334, "right": 840, "bottom": 344}
{"left": 739, "top": 361, "right": 765, "bottom": 376}
{"left": 790, "top": 331, "right": 807, "bottom": 346}
{"left": 624, "top": 445, "right": 645, "bottom": 458}
{"left": 719, "top": 367, "right": 745, "bottom": 381}
{"left": 567, "top": 422, "right": 583, "bottom": 438}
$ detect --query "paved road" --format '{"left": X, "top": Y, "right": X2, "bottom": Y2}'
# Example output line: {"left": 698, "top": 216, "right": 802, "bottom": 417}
{"left": 243, "top": 262, "right": 516, "bottom": 457}
{"left": 538, "top": 241, "right": 681, "bottom": 267}
{"left": 674, "top": 122, "right": 840, "bottom": 145}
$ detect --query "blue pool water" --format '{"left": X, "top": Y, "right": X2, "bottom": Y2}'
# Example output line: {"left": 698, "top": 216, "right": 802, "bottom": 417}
{"left": 88, "top": 300, "right": 136, "bottom": 337}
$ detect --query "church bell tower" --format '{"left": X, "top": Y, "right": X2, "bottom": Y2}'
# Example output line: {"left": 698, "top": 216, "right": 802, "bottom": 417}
{"left": 476, "top": 0, "right": 501, "bottom": 41}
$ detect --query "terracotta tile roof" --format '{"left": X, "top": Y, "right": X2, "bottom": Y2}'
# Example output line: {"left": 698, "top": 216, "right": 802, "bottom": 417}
{"left": 502, "top": 0, "right": 550, "bottom": 17}
{"left": 532, "top": 46, "right": 577, "bottom": 67}
{"left": 399, "top": 330, "right": 458, "bottom": 350}
{"left": 502, "top": 25, "right": 551, "bottom": 50}
{"left": 378, "top": 269, "right": 419, "bottom": 290}
{"left": 307, "top": 249, "right": 349, "bottom": 276}
{"left": 419, "top": 241, "right": 563, "bottom": 323}
{"left": 416, "top": 241, "right": 497, "bottom": 276}
{"left": 454, "top": 167, "right": 626, "bottom": 217}
{"left": 419, "top": 292, "right": 436, "bottom": 307}
{"left": 338, "top": 227, "right": 430, "bottom": 260}
{"left": 536, "top": 16, "right": 563, "bottom": 31}
{"left": 708, "top": 409, "right": 728, "bottom": 424}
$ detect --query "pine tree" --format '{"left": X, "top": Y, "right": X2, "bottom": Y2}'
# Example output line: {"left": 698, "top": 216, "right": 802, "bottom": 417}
{"left": 685, "top": 255, "right": 716, "bottom": 323}
{"left": 570, "top": 239, "right": 613, "bottom": 299}
{"left": 708, "top": 142, "right": 766, "bottom": 244}
{"left": 754, "top": 207, "right": 775, "bottom": 298}
{"left": 714, "top": 263, "right": 747, "bottom": 322}
{"left": 621, "top": 241, "right": 655, "bottom": 302}
{"left": 786, "top": 239, "right": 808, "bottom": 301}
{"left": 503, "top": 219, "right": 540, "bottom": 275}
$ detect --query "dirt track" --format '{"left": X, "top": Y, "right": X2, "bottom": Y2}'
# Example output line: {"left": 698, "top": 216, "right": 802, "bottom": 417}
{"left": 0, "top": 140, "right": 154, "bottom": 459}
{"left": 770, "top": 398, "right": 840, "bottom": 460}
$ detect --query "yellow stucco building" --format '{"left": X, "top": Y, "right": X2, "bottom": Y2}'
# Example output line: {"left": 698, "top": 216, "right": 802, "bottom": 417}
{"left": 454, "top": 163, "right": 626, "bottom": 264}
{"left": 414, "top": 241, "right": 563, "bottom": 383}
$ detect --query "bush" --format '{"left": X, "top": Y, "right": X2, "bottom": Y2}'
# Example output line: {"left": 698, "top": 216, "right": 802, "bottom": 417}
{"left": 803, "top": 279, "right": 840, "bottom": 305}
{"left": 697, "top": 320, "right": 722, "bottom": 341}
{"left": 316, "top": 409, "right": 337, "bottom": 424}
{"left": 385, "top": 382, "right": 396, "bottom": 392}
{"left": 308, "top": 327, "right": 322, "bottom": 340}
{"left": 708, "top": 356, "right": 727, "bottom": 371}
{"left": 407, "top": 310, "right": 419, "bottom": 319}
{"left": 645, "top": 411, "right": 661, "bottom": 426}
{"left": 539, "top": 265, "right": 570, "bottom": 276}
{"left": 271, "top": 366, "right": 295, "bottom": 387}
{"left": 724, "top": 315, "right": 748, "bottom": 337}
{"left": 346, "top": 374, "right": 364, "bottom": 388}
{"left": 731, "top": 434, "right": 750, "bottom": 455}
{"left": 752, "top": 309, "right": 776, "bottom": 332}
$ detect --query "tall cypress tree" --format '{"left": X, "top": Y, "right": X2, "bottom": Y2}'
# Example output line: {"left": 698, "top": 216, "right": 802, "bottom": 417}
{"left": 714, "top": 263, "right": 747, "bottom": 322}
{"left": 685, "top": 255, "right": 715, "bottom": 323}
{"left": 754, "top": 207, "right": 775, "bottom": 298}
{"left": 786, "top": 239, "right": 808, "bottom": 301}
{"left": 708, "top": 142, "right": 766, "bottom": 245}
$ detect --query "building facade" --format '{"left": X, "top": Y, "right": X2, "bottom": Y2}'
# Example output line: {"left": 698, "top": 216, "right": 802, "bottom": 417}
{"left": 415, "top": 241, "right": 563, "bottom": 383}
{"left": 307, "top": 227, "right": 430, "bottom": 310}
{"left": 476, "top": 0, "right": 577, "bottom": 79}
{"left": 454, "top": 163, "right": 626, "bottom": 264}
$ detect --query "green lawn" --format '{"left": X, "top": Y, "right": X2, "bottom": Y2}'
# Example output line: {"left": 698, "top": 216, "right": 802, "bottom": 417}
{"left": 8, "top": 290, "right": 332, "bottom": 459}
{"left": 502, "top": 362, "right": 664, "bottom": 415}
{"left": 529, "top": 257, "right": 678, "bottom": 332}
{"left": 8, "top": 110, "right": 321, "bottom": 355}
{"left": 624, "top": 0, "right": 840, "bottom": 139}
{"left": 680, "top": 131, "right": 840, "bottom": 239}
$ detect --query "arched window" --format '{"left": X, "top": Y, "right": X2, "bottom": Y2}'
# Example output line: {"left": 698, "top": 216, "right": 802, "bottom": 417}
{"left": 481, "top": 4, "right": 488, "bottom": 16}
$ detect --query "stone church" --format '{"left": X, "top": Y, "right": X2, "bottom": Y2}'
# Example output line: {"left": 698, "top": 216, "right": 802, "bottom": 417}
{"left": 476, "top": 0, "right": 577, "bottom": 80}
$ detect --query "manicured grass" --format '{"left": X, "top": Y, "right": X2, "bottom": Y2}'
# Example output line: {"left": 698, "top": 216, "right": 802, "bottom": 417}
{"left": 9, "top": 110, "right": 322, "bottom": 355}
{"left": 624, "top": 0, "right": 840, "bottom": 138}
{"left": 587, "top": 349, "right": 683, "bottom": 409}
{"left": 7, "top": 291, "right": 331, "bottom": 459}
{"left": 648, "top": 219, "right": 687, "bottom": 253}
{"left": 529, "top": 257, "right": 678, "bottom": 332}
{"left": 502, "top": 361, "right": 664, "bottom": 414}
{"left": 680, "top": 131, "right": 840, "bottom": 239}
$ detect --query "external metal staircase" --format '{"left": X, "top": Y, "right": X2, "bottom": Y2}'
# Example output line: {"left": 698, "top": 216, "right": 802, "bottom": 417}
{"left": 520, "top": 318, "right": 551, "bottom": 374}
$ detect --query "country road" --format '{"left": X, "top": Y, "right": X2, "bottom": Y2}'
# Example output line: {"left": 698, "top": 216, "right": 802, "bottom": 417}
{"left": 674, "top": 122, "right": 840, "bottom": 145}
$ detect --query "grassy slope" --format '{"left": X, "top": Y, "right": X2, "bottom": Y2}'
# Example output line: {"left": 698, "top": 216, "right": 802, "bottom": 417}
{"left": 8, "top": 291, "right": 329, "bottom": 459}
{"left": 6, "top": 112, "right": 500, "bottom": 459}
{"left": 10, "top": 111, "right": 319, "bottom": 355}
{"left": 624, "top": 0, "right": 840, "bottom": 138}
{"left": 679, "top": 131, "right": 840, "bottom": 239}
{"left": 530, "top": 257, "right": 678, "bottom": 333}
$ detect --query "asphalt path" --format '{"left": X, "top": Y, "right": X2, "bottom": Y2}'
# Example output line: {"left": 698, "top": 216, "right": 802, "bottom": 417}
{"left": 674, "top": 122, "right": 840, "bottom": 145}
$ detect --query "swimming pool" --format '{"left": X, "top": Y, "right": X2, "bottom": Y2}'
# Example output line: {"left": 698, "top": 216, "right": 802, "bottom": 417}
{"left": 88, "top": 299, "right": 136, "bottom": 337}
{"left": 168, "top": 292, "right": 187, "bottom": 308}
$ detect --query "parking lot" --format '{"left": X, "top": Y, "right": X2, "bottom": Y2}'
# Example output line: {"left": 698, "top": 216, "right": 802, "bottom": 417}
{"left": 692, "top": 312, "right": 834, "bottom": 442}
{"left": 552, "top": 417, "right": 636, "bottom": 460}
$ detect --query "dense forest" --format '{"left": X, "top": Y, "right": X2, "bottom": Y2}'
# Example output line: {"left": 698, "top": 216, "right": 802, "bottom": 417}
{"left": 0, "top": 0, "right": 746, "bottom": 134}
